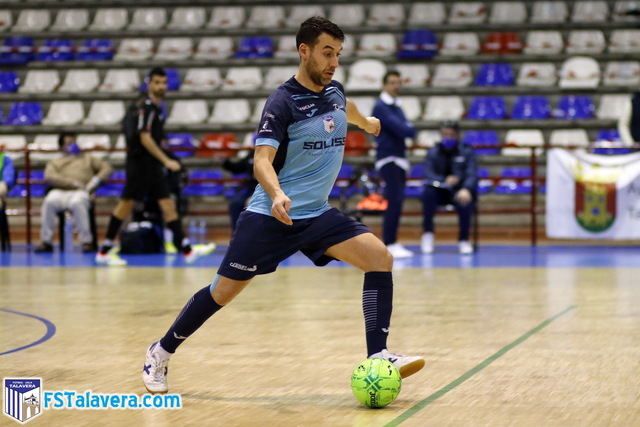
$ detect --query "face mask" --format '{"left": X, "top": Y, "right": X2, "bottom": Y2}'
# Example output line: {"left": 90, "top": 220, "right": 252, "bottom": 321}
{"left": 65, "top": 143, "right": 81, "bottom": 155}
{"left": 441, "top": 137, "right": 458, "bottom": 150}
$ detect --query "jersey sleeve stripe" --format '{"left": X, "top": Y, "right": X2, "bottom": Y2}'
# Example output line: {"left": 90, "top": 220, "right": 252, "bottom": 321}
{"left": 255, "top": 137, "right": 280, "bottom": 149}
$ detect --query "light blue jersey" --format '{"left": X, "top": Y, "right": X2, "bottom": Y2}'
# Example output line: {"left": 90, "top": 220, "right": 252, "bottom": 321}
{"left": 247, "top": 77, "right": 348, "bottom": 219}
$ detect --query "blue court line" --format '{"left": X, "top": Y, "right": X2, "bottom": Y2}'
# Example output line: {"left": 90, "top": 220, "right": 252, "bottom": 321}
{"left": 0, "top": 308, "right": 57, "bottom": 356}
{"left": 2, "top": 244, "right": 640, "bottom": 268}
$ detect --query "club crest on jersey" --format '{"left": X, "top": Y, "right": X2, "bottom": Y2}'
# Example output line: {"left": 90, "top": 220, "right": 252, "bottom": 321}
{"left": 323, "top": 116, "right": 335, "bottom": 133}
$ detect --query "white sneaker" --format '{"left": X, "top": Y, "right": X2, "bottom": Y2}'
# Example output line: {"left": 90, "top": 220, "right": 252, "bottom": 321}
{"left": 142, "top": 341, "right": 170, "bottom": 394}
{"left": 184, "top": 243, "right": 216, "bottom": 264}
{"left": 421, "top": 232, "right": 434, "bottom": 254}
{"left": 459, "top": 241, "right": 474, "bottom": 255}
{"left": 369, "top": 349, "right": 425, "bottom": 379}
{"left": 386, "top": 243, "right": 413, "bottom": 259}
{"left": 95, "top": 251, "right": 127, "bottom": 266}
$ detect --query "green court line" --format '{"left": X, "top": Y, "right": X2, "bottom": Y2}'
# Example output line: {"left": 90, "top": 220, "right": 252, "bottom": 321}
{"left": 385, "top": 305, "right": 577, "bottom": 427}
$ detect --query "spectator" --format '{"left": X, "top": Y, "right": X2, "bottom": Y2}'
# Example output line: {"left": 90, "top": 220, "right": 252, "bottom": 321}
{"left": 618, "top": 91, "right": 640, "bottom": 146}
{"left": 222, "top": 150, "right": 258, "bottom": 231}
{"left": 372, "top": 70, "right": 416, "bottom": 259}
{"left": 34, "top": 132, "right": 112, "bottom": 253}
{"left": 421, "top": 121, "right": 477, "bottom": 255}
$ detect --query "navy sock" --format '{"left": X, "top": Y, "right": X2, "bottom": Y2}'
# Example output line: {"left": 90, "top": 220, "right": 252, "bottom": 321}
{"left": 159, "top": 285, "right": 222, "bottom": 353}
{"left": 363, "top": 272, "right": 393, "bottom": 356}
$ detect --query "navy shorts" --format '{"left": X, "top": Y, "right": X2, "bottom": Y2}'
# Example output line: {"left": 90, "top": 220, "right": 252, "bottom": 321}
{"left": 217, "top": 208, "right": 371, "bottom": 280}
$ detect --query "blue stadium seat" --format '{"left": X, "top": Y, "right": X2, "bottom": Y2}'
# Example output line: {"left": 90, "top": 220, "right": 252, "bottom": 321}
{"left": 593, "top": 129, "right": 632, "bottom": 155}
{"left": 165, "top": 133, "right": 195, "bottom": 158}
{"left": 184, "top": 170, "right": 224, "bottom": 197}
{"left": 468, "top": 96, "right": 506, "bottom": 120}
{"left": 462, "top": 130, "right": 501, "bottom": 155}
{"left": 397, "top": 30, "right": 438, "bottom": 59}
{"left": 0, "top": 36, "right": 35, "bottom": 65}
{"left": 75, "top": 39, "right": 114, "bottom": 61}
{"left": 495, "top": 167, "right": 532, "bottom": 194}
{"left": 0, "top": 72, "right": 19, "bottom": 93}
{"left": 477, "top": 167, "right": 492, "bottom": 194}
{"left": 96, "top": 170, "right": 126, "bottom": 197}
{"left": 95, "top": 184, "right": 124, "bottom": 198}
{"left": 36, "top": 39, "right": 74, "bottom": 62}
{"left": 330, "top": 164, "right": 358, "bottom": 199}
{"left": 474, "top": 63, "right": 514, "bottom": 86}
{"left": 139, "top": 68, "right": 181, "bottom": 92}
{"left": 554, "top": 95, "right": 595, "bottom": 120}
{"left": 235, "top": 36, "right": 274, "bottom": 59}
{"left": 10, "top": 170, "right": 46, "bottom": 198}
{"left": 4, "top": 102, "right": 43, "bottom": 126}
{"left": 596, "top": 129, "right": 621, "bottom": 142}
{"left": 403, "top": 164, "right": 426, "bottom": 199}
{"left": 511, "top": 96, "right": 551, "bottom": 120}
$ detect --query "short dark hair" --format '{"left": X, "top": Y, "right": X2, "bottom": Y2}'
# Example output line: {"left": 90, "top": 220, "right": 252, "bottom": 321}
{"left": 148, "top": 67, "right": 167, "bottom": 80}
{"left": 383, "top": 70, "right": 401, "bottom": 85}
{"left": 58, "top": 132, "right": 77, "bottom": 149}
{"left": 296, "top": 16, "right": 345, "bottom": 50}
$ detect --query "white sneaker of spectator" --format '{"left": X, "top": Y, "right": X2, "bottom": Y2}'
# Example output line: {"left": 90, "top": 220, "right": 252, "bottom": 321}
{"left": 386, "top": 243, "right": 413, "bottom": 259}
{"left": 459, "top": 241, "right": 474, "bottom": 255}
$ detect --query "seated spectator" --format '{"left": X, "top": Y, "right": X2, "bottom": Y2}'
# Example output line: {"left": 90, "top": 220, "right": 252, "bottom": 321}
{"left": 34, "top": 132, "right": 112, "bottom": 253}
{"left": 0, "top": 147, "right": 15, "bottom": 199}
{"left": 222, "top": 151, "right": 258, "bottom": 231}
{"left": 421, "top": 121, "right": 477, "bottom": 255}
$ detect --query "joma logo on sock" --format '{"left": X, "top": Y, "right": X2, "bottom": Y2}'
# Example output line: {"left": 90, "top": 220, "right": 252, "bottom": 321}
{"left": 229, "top": 262, "right": 257, "bottom": 272}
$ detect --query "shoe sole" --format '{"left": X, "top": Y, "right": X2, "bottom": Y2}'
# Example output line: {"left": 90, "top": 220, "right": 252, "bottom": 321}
{"left": 399, "top": 359, "right": 426, "bottom": 378}
{"left": 144, "top": 384, "right": 168, "bottom": 395}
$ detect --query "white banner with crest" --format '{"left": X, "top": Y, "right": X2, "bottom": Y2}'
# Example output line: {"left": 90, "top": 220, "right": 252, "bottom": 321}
{"left": 546, "top": 149, "right": 640, "bottom": 239}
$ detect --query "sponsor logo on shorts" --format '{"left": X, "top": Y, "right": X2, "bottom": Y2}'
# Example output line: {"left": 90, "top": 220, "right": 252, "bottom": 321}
{"left": 229, "top": 262, "right": 257, "bottom": 272}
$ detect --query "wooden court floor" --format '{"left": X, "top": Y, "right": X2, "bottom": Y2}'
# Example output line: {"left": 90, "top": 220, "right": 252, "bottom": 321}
{"left": 1, "top": 266, "right": 639, "bottom": 426}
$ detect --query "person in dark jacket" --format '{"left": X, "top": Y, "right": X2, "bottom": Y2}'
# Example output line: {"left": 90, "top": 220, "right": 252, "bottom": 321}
{"left": 421, "top": 121, "right": 477, "bottom": 255}
{"left": 222, "top": 150, "right": 258, "bottom": 231}
{"left": 372, "top": 70, "right": 416, "bottom": 259}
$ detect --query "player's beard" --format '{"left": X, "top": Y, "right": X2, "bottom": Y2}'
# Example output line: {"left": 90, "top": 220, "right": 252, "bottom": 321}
{"left": 152, "top": 88, "right": 166, "bottom": 99}
{"left": 306, "top": 57, "right": 330, "bottom": 87}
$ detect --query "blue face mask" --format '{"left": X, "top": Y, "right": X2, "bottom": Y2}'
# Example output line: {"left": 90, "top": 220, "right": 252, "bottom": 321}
{"left": 441, "top": 137, "right": 458, "bottom": 150}
{"left": 65, "top": 143, "right": 81, "bottom": 155}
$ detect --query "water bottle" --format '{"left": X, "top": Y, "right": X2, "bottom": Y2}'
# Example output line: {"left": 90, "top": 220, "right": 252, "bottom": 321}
{"left": 197, "top": 219, "right": 207, "bottom": 244}
{"left": 187, "top": 219, "right": 197, "bottom": 244}
{"left": 64, "top": 214, "right": 74, "bottom": 253}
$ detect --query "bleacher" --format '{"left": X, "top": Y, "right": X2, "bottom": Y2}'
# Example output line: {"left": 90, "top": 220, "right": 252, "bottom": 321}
{"left": 0, "top": 0, "right": 638, "bottom": 243}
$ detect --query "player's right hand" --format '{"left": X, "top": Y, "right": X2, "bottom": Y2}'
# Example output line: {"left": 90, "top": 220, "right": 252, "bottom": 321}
{"left": 272, "top": 191, "right": 293, "bottom": 225}
{"left": 165, "top": 159, "right": 181, "bottom": 172}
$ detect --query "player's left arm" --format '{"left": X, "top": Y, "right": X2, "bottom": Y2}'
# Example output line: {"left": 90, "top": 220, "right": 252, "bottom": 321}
{"left": 346, "top": 98, "right": 381, "bottom": 136}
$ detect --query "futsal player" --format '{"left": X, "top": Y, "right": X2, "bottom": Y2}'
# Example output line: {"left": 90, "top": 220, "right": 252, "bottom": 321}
{"left": 96, "top": 67, "right": 215, "bottom": 266}
{"left": 142, "top": 18, "right": 425, "bottom": 393}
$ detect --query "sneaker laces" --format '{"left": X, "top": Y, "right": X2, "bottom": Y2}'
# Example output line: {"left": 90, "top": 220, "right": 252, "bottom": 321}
{"left": 151, "top": 352, "right": 169, "bottom": 382}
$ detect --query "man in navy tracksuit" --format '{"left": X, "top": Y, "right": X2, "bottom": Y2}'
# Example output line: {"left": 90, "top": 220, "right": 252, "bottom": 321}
{"left": 372, "top": 70, "right": 416, "bottom": 259}
{"left": 421, "top": 121, "right": 477, "bottom": 255}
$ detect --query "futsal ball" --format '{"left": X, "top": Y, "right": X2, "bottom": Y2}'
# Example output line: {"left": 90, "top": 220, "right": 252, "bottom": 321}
{"left": 351, "top": 358, "right": 402, "bottom": 408}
